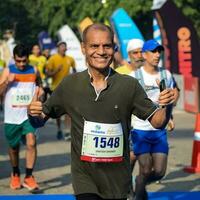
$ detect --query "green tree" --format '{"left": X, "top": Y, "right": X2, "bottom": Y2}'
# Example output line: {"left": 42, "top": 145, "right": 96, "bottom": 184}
{"left": 175, "top": 0, "right": 200, "bottom": 38}
{"left": 0, "top": 0, "right": 199, "bottom": 46}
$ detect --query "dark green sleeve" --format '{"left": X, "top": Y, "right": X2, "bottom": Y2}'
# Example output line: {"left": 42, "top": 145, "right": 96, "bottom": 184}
{"left": 42, "top": 82, "right": 66, "bottom": 118}
{"left": 131, "top": 80, "right": 157, "bottom": 120}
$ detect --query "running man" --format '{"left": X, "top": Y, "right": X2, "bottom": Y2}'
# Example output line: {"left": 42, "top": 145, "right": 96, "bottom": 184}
{"left": 45, "top": 41, "right": 76, "bottom": 140}
{"left": 0, "top": 44, "right": 42, "bottom": 192}
{"left": 129, "top": 39, "right": 179, "bottom": 200}
{"left": 28, "top": 24, "right": 176, "bottom": 200}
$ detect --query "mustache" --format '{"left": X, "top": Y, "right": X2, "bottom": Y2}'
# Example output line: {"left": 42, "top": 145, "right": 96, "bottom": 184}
{"left": 135, "top": 59, "right": 144, "bottom": 63}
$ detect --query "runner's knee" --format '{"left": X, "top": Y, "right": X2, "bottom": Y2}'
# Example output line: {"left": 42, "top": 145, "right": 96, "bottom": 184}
{"left": 140, "top": 167, "right": 151, "bottom": 177}
{"left": 153, "top": 170, "right": 165, "bottom": 180}
{"left": 26, "top": 134, "right": 36, "bottom": 148}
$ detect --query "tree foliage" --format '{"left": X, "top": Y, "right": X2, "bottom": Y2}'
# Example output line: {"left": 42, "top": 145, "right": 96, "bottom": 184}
{"left": 0, "top": 0, "right": 199, "bottom": 47}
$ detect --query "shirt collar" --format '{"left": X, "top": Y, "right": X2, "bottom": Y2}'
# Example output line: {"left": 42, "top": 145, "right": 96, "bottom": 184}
{"left": 87, "top": 67, "right": 111, "bottom": 82}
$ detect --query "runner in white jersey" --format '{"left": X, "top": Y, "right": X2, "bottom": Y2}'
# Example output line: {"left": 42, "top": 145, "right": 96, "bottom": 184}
{"left": 130, "top": 66, "right": 173, "bottom": 130}
{"left": 129, "top": 39, "right": 179, "bottom": 200}
{"left": 0, "top": 44, "right": 43, "bottom": 192}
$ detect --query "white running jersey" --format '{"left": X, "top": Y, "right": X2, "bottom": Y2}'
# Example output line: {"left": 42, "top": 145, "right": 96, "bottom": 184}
{"left": 4, "top": 64, "right": 36, "bottom": 124}
{"left": 129, "top": 66, "right": 173, "bottom": 130}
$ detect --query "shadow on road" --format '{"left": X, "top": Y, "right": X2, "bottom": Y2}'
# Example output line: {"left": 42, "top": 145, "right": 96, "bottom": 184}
{"left": 156, "top": 167, "right": 200, "bottom": 192}
{"left": 0, "top": 152, "right": 71, "bottom": 179}
{"left": 38, "top": 173, "right": 72, "bottom": 193}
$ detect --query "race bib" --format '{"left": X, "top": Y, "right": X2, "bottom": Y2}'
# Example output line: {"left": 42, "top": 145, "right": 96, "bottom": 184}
{"left": 11, "top": 88, "right": 32, "bottom": 107}
{"left": 81, "top": 120, "right": 124, "bottom": 163}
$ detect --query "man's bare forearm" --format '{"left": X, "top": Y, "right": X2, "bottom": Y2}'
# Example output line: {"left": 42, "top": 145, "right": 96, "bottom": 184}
{"left": 149, "top": 104, "right": 173, "bottom": 129}
{"left": 0, "top": 81, "right": 8, "bottom": 96}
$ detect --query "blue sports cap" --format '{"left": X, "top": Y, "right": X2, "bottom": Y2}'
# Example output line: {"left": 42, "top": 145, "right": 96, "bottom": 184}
{"left": 142, "top": 39, "right": 164, "bottom": 52}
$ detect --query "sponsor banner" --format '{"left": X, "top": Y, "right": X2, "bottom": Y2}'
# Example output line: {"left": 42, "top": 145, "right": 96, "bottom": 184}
{"left": 153, "top": 17, "right": 163, "bottom": 68}
{"left": 38, "top": 31, "right": 56, "bottom": 50}
{"left": 184, "top": 76, "right": 199, "bottom": 113}
{"left": 152, "top": 0, "right": 200, "bottom": 78}
{"left": 57, "top": 25, "right": 87, "bottom": 72}
{"left": 110, "top": 8, "right": 144, "bottom": 60}
{"left": 153, "top": 17, "right": 162, "bottom": 44}
{"left": 173, "top": 74, "right": 184, "bottom": 110}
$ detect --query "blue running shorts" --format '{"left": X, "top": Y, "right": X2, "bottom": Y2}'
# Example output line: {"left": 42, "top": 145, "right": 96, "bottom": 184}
{"left": 131, "top": 129, "right": 169, "bottom": 155}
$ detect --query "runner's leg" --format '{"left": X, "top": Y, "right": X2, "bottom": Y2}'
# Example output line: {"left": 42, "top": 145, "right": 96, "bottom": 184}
{"left": 9, "top": 145, "right": 20, "bottom": 175}
{"left": 147, "top": 153, "right": 167, "bottom": 183}
{"left": 25, "top": 133, "right": 37, "bottom": 173}
{"left": 135, "top": 153, "right": 152, "bottom": 200}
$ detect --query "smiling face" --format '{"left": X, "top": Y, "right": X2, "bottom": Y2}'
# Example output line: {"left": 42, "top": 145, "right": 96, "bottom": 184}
{"left": 81, "top": 28, "right": 114, "bottom": 71}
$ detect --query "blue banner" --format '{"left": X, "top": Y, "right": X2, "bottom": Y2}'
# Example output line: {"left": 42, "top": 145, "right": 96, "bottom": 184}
{"left": 153, "top": 17, "right": 162, "bottom": 45}
{"left": 110, "top": 8, "right": 144, "bottom": 60}
{"left": 38, "top": 31, "right": 56, "bottom": 50}
{"left": 153, "top": 17, "right": 163, "bottom": 68}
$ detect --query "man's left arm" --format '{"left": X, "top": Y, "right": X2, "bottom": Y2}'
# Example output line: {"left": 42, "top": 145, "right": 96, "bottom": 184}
{"left": 149, "top": 88, "right": 175, "bottom": 129}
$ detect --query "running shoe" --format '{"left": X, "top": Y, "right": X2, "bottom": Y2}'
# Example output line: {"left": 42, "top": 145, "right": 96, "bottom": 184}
{"left": 57, "top": 131, "right": 63, "bottom": 140}
{"left": 22, "top": 176, "right": 39, "bottom": 191}
{"left": 10, "top": 173, "right": 21, "bottom": 190}
{"left": 64, "top": 132, "right": 71, "bottom": 141}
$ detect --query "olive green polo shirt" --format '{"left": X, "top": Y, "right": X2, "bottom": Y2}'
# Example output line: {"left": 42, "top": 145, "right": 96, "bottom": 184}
{"left": 43, "top": 68, "right": 157, "bottom": 199}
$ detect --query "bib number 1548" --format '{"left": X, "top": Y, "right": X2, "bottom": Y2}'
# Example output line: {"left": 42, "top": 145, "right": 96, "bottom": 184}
{"left": 93, "top": 137, "right": 120, "bottom": 148}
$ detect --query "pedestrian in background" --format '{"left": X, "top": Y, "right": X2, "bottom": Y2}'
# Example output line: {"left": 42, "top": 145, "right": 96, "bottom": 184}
{"left": 129, "top": 39, "right": 179, "bottom": 200}
{"left": 45, "top": 41, "right": 76, "bottom": 140}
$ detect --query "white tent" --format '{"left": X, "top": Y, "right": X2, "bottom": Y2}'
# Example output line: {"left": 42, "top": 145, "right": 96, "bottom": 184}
{"left": 57, "top": 25, "right": 87, "bottom": 72}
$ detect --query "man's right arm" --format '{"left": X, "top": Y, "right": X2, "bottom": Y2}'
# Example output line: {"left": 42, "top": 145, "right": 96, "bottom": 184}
{"left": 28, "top": 87, "right": 49, "bottom": 128}
{"left": 28, "top": 82, "right": 66, "bottom": 128}
{"left": 0, "top": 68, "right": 11, "bottom": 95}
